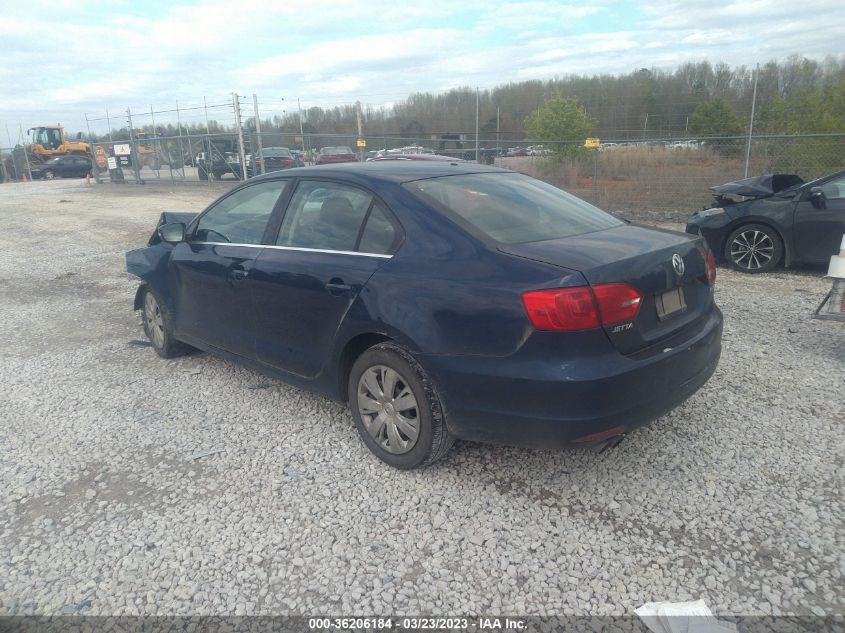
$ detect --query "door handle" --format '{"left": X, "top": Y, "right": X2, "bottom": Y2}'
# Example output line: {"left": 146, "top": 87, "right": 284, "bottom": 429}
{"left": 230, "top": 269, "right": 249, "bottom": 280}
{"left": 325, "top": 279, "right": 352, "bottom": 293}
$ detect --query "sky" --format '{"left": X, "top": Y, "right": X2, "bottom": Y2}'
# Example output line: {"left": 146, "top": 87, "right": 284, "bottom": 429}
{"left": 1, "top": 0, "right": 843, "bottom": 139}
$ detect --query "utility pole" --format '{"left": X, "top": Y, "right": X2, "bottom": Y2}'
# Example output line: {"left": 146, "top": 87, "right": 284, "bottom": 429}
{"left": 743, "top": 64, "right": 759, "bottom": 178}
{"left": 475, "top": 87, "right": 480, "bottom": 163}
{"left": 253, "top": 93, "right": 264, "bottom": 175}
{"left": 356, "top": 101, "right": 364, "bottom": 162}
{"left": 232, "top": 93, "right": 247, "bottom": 180}
{"left": 642, "top": 113, "right": 648, "bottom": 140}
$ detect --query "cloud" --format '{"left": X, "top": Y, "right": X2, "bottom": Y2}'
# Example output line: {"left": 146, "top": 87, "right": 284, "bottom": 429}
{"left": 0, "top": 0, "right": 843, "bottom": 136}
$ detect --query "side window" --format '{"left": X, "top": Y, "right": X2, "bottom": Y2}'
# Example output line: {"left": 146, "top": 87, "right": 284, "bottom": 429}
{"left": 194, "top": 179, "right": 288, "bottom": 244}
{"left": 276, "top": 180, "right": 372, "bottom": 252}
{"left": 821, "top": 176, "right": 845, "bottom": 200}
{"left": 358, "top": 201, "right": 401, "bottom": 255}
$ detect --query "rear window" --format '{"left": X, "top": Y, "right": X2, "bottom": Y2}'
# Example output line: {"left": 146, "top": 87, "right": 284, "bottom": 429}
{"left": 404, "top": 172, "right": 623, "bottom": 244}
{"left": 321, "top": 146, "right": 353, "bottom": 154}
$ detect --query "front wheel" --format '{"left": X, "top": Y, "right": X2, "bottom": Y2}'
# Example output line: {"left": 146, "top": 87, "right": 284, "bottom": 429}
{"left": 348, "top": 343, "right": 453, "bottom": 469}
{"left": 141, "top": 287, "right": 191, "bottom": 358}
{"left": 724, "top": 223, "right": 783, "bottom": 273}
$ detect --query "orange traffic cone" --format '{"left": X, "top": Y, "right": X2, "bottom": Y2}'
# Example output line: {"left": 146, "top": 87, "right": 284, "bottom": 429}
{"left": 22, "top": 172, "right": 28, "bottom": 183}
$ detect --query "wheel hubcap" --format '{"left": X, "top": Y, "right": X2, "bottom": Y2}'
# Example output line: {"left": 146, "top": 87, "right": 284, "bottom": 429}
{"left": 357, "top": 365, "right": 420, "bottom": 455}
{"left": 143, "top": 293, "right": 165, "bottom": 348}
{"left": 731, "top": 230, "right": 774, "bottom": 270}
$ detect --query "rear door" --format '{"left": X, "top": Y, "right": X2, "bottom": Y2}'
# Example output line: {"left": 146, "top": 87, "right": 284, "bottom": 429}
{"left": 249, "top": 179, "right": 402, "bottom": 377}
{"left": 55, "top": 156, "right": 73, "bottom": 176}
{"left": 793, "top": 175, "right": 845, "bottom": 263}
{"left": 72, "top": 157, "right": 90, "bottom": 177}
{"left": 170, "top": 179, "right": 290, "bottom": 357}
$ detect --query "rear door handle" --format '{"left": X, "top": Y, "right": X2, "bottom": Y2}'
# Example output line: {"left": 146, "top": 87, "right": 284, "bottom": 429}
{"left": 325, "top": 279, "right": 352, "bottom": 293}
{"left": 230, "top": 269, "right": 249, "bottom": 280}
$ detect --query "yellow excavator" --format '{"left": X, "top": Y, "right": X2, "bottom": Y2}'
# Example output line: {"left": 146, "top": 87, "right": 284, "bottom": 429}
{"left": 26, "top": 125, "right": 90, "bottom": 164}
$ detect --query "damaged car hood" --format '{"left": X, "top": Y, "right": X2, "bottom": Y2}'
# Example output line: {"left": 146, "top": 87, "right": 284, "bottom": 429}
{"left": 710, "top": 174, "right": 804, "bottom": 198}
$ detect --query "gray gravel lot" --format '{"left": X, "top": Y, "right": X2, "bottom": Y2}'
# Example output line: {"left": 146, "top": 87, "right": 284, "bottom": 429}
{"left": 1, "top": 180, "right": 842, "bottom": 617}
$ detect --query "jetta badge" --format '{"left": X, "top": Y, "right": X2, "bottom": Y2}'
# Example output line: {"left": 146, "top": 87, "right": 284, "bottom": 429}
{"left": 672, "top": 253, "right": 685, "bottom": 276}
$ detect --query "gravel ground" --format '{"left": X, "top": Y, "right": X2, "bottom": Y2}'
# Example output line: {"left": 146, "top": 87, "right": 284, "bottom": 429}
{"left": 1, "top": 180, "right": 842, "bottom": 617}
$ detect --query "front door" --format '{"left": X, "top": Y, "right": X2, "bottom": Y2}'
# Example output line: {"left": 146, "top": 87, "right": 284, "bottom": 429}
{"left": 793, "top": 174, "right": 845, "bottom": 263}
{"left": 170, "top": 178, "right": 290, "bottom": 358}
{"left": 250, "top": 179, "right": 403, "bottom": 378}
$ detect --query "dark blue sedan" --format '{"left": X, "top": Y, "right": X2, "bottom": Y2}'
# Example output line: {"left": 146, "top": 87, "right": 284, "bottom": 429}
{"left": 126, "top": 162, "right": 723, "bottom": 469}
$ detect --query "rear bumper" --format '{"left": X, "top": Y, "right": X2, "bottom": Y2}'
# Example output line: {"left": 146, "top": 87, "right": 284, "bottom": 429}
{"left": 420, "top": 307, "right": 723, "bottom": 448}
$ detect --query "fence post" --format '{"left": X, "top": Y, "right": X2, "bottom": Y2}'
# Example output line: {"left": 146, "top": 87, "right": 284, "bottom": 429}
{"left": 203, "top": 96, "right": 212, "bottom": 185}
{"left": 126, "top": 108, "right": 141, "bottom": 184}
{"left": 18, "top": 124, "right": 33, "bottom": 182}
{"left": 176, "top": 100, "right": 189, "bottom": 179}
{"left": 253, "top": 94, "right": 264, "bottom": 175}
{"left": 743, "top": 65, "right": 759, "bottom": 178}
{"left": 233, "top": 93, "right": 247, "bottom": 181}
{"left": 84, "top": 113, "right": 102, "bottom": 184}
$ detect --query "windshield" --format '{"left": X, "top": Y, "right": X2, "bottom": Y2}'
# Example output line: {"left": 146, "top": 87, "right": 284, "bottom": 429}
{"left": 262, "top": 148, "right": 293, "bottom": 158}
{"left": 404, "top": 172, "right": 623, "bottom": 244}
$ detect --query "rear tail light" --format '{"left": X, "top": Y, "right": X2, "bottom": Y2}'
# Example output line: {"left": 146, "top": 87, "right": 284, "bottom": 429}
{"left": 521, "top": 283, "right": 641, "bottom": 331}
{"left": 697, "top": 243, "right": 717, "bottom": 286}
{"left": 522, "top": 287, "right": 600, "bottom": 331}
{"left": 592, "top": 283, "right": 642, "bottom": 325}
{"left": 255, "top": 159, "right": 264, "bottom": 164}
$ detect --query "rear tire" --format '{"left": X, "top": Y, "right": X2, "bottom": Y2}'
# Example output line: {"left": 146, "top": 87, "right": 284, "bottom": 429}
{"left": 44, "top": 170, "right": 54, "bottom": 180}
{"left": 724, "top": 223, "right": 783, "bottom": 273}
{"left": 141, "top": 287, "right": 192, "bottom": 358}
{"left": 348, "top": 343, "right": 453, "bottom": 469}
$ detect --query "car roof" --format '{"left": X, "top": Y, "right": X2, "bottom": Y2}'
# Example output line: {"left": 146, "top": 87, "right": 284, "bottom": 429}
{"left": 247, "top": 160, "right": 510, "bottom": 184}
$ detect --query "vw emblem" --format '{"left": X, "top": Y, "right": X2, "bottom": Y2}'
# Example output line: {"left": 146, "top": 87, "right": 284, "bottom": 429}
{"left": 672, "top": 253, "right": 685, "bottom": 276}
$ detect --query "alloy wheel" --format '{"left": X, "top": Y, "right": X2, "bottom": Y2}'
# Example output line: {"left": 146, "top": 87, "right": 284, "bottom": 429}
{"left": 144, "top": 292, "right": 165, "bottom": 348}
{"left": 357, "top": 365, "right": 420, "bottom": 455}
{"left": 730, "top": 229, "right": 774, "bottom": 271}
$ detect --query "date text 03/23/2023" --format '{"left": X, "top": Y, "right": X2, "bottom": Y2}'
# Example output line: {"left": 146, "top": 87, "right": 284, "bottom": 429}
{"left": 307, "top": 617, "right": 527, "bottom": 630}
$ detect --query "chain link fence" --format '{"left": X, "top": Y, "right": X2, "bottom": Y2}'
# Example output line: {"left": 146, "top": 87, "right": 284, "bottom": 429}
{"left": 2, "top": 111, "right": 843, "bottom": 224}
{"left": 499, "top": 133, "right": 845, "bottom": 222}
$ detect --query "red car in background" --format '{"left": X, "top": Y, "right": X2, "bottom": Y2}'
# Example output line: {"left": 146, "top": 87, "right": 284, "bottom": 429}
{"left": 316, "top": 146, "right": 358, "bottom": 165}
{"left": 367, "top": 153, "right": 469, "bottom": 162}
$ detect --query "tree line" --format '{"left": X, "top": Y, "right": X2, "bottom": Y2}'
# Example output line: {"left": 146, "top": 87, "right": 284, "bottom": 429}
{"left": 96, "top": 55, "right": 845, "bottom": 143}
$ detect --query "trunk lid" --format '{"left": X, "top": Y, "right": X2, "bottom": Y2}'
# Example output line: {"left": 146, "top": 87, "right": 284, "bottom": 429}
{"left": 499, "top": 224, "right": 714, "bottom": 355}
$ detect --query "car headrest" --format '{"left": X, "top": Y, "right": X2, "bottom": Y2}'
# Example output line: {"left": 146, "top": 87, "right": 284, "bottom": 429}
{"left": 319, "top": 196, "right": 359, "bottom": 228}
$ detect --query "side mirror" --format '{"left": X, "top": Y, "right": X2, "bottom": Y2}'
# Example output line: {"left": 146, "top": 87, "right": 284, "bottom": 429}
{"left": 158, "top": 222, "right": 186, "bottom": 243}
{"left": 809, "top": 186, "right": 826, "bottom": 209}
